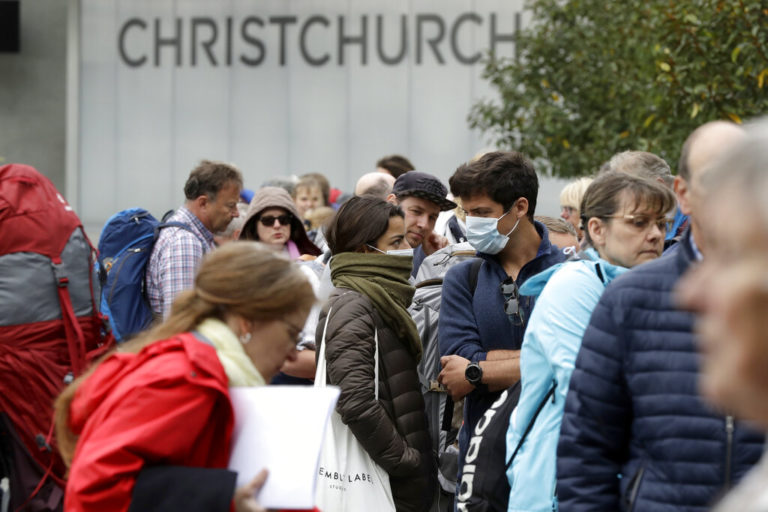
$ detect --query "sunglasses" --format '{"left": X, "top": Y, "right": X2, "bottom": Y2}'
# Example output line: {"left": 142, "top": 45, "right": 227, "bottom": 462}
{"left": 500, "top": 277, "right": 526, "bottom": 327}
{"left": 259, "top": 214, "right": 292, "bottom": 227}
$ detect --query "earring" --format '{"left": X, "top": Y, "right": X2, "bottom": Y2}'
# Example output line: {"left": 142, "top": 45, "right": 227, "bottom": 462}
{"left": 239, "top": 332, "right": 252, "bottom": 345}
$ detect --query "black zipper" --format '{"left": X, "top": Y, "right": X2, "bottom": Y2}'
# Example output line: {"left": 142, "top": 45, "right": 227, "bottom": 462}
{"left": 724, "top": 415, "right": 734, "bottom": 490}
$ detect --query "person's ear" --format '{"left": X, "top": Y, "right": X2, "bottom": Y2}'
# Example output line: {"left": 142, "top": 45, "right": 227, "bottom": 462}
{"left": 513, "top": 197, "right": 529, "bottom": 219}
{"left": 385, "top": 193, "right": 398, "bottom": 206}
{"left": 196, "top": 194, "right": 210, "bottom": 211}
{"left": 587, "top": 217, "right": 607, "bottom": 247}
{"left": 674, "top": 176, "right": 691, "bottom": 216}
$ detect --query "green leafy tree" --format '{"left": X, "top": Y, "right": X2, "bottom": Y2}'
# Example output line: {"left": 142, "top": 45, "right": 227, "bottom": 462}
{"left": 469, "top": 0, "right": 768, "bottom": 177}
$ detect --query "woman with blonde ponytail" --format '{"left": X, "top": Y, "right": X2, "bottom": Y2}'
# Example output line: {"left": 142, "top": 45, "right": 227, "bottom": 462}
{"left": 55, "top": 242, "right": 315, "bottom": 512}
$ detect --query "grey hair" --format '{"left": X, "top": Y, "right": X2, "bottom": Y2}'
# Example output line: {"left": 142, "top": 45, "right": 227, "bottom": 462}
{"left": 604, "top": 151, "right": 673, "bottom": 187}
{"left": 219, "top": 202, "right": 249, "bottom": 238}
{"left": 358, "top": 175, "right": 394, "bottom": 199}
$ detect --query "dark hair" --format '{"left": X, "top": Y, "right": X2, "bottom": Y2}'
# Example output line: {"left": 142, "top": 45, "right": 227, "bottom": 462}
{"left": 580, "top": 171, "right": 677, "bottom": 245}
{"left": 300, "top": 173, "right": 330, "bottom": 206}
{"left": 325, "top": 195, "right": 404, "bottom": 254}
{"left": 449, "top": 151, "right": 539, "bottom": 220}
{"left": 376, "top": 154, "right": 415, "bottom": 179}
{"left": 183, "top": 160, "right": 243, "bottom": 201}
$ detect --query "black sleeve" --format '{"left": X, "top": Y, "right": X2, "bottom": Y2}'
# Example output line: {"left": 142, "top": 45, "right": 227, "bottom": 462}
{"left": 129, "top": 466, "right": 237, "bottom": 512}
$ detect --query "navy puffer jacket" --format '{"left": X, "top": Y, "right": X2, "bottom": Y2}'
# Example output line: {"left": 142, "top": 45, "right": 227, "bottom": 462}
{"left": 557, "top": 231, "right": 765, "bottom": 511}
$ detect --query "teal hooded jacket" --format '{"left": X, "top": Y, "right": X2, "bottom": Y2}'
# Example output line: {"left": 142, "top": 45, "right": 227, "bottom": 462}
{"left": 505, "top": 248, "right": 626, "bottom": 512}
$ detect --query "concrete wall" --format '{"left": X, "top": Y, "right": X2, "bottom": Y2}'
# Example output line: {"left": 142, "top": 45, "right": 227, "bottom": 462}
{"left": 0, "top": 1, "right": 570, "bottom": 228}
{"left": 0, "top": 0, "right": 67, "bottom": 191}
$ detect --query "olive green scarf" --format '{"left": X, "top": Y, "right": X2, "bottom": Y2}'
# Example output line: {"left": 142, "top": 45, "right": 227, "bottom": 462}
{"left": 331, "top": 252, "right": 422, "bottom": 362}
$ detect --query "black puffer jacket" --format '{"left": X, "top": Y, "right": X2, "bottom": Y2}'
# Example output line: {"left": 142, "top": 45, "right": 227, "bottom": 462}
{"left": 317, "top": 288, "right": 436, "bottom": 512}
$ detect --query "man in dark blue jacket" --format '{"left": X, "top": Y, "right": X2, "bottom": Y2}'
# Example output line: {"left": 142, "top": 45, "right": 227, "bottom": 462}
{"left": 557, "top": 121, "right": 765, "bottom": 511}
{"left": 437, "top": 151, "right": 565, "bottom": 500}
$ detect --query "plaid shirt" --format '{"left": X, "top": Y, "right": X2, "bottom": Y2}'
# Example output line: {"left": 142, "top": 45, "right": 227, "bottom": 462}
{"left": 146, "top": 207, "right": 215, "bottom": 319}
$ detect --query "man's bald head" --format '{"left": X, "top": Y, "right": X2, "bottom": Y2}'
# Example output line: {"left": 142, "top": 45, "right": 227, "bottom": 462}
{"left": 354, "top": 172, "right": 396, "bottom": 199}
{"left": 679, "top": 121, "right": 746, "bottom": 182}
{"left": 676, "top": 120, "right": 747, "bottom": 254}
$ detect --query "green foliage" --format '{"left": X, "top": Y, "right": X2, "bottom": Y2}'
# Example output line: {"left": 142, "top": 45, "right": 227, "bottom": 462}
{"left": 469, "top": 0, "right": 768, "bottom": 177}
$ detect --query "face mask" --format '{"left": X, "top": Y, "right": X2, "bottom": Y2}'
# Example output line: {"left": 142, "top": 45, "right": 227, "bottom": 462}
{"left": 465, "top": 210, "right": 520, "bottom": 254}
{"left": 366, "top": 245, "right": 414, "bottom": 257}
{"left": 385, "top": 248, "right": 414, "bottom": 257}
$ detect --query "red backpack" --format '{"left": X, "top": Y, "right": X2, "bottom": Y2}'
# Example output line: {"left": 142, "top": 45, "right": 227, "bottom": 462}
{"left": 0, "top": 164, "right": 114, "bottom": 511}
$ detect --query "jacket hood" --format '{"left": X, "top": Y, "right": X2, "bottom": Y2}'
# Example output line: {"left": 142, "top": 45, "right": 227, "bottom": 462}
{"left": 520, "top": 248, "right": 627, "bottom": 297}
{"left": 242, "top": 186, "right": 301, "bottom": 224}
{"left": 238, "top": 186, "right": 321, "bottom": 256}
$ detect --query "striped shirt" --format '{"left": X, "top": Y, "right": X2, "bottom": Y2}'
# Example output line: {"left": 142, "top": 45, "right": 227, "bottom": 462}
{"left": 146, "top": 207, "right": 215, "bottom": 319}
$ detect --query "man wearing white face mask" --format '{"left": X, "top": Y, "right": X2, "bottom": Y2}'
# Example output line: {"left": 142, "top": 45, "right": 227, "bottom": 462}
{"left": 436, "top": 151, "right": 566, "bottom": 501}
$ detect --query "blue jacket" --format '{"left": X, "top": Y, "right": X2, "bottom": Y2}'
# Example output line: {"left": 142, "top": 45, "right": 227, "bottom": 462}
{"left": 557, "top": 231, "right": 765, "bottom": 511}
{"left": 506, "top": 249, "right": 626, "bottom": 512}
{"left": 439, "top": 221, "right": 567, "bottom": 464}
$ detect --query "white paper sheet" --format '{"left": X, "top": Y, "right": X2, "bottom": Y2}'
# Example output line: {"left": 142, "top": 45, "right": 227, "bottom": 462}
{"left": 227, "top": 385, "right": 339, "bottom": 509}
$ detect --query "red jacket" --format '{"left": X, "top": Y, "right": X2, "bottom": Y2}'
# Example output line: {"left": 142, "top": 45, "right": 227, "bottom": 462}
{"left": 65, "top": 334, "right": 234, "bottom": 511}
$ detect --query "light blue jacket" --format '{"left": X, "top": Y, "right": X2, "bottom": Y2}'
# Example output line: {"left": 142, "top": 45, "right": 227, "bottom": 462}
{"left": 505, "top": 249, "right": 626, "bottom": 512}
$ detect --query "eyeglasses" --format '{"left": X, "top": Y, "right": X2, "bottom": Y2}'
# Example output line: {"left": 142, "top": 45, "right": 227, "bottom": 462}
{"left": 604, "top": 214, "right": 669, "bottom": 232}
{"left": 259, "top": 214, "right": 292, "bottom": 227}
{"left": 500, "top": 277, "right": 526, "bottom": 327}
{"left": 281, "top": 319, "right": 304, "bottom": 345}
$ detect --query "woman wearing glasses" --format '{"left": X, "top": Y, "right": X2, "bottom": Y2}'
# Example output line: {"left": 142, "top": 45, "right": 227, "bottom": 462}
{"left": 55, "top": 243, "right": 315, "bottom": 512}
{"left": 239, "top": 186, "right": 322, "bottom": 259}
{"left": 505, "top": 172, "right": 676, "bottom": 511}
{"left": 318, "top": 195, "right": 436, "bottom": 512}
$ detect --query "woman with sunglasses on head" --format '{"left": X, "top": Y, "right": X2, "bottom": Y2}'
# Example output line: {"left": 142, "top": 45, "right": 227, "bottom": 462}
{"left": 504, "top": 172, "right": 676, "bottom": 512}
{"left": 239, "top": 186, "right": 322, "bottom": 259}
{"left": 318, "top": 195, "right": 436, "bottom": 512}
{"left": 55, "top": 243, "right": 316, "bottom": 512}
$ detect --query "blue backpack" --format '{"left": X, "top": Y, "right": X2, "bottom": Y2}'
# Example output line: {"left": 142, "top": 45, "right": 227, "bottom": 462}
{"left": 97, "top": 208, "right": 200, "bottom": 342}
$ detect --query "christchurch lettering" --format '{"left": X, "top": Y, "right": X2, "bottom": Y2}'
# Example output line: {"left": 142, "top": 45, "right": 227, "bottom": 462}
{"left": 118, "top": 12, "right": 520, "bottom": 68}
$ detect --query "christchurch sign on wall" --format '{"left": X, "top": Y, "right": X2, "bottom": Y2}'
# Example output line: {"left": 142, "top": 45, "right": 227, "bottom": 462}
{"left": 77, "top": 0, "right": 523, "bottom": 231}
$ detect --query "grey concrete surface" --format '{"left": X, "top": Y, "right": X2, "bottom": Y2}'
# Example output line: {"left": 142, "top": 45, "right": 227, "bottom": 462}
{"left": 0, "top": 0, "right": 67, "bottom": 191}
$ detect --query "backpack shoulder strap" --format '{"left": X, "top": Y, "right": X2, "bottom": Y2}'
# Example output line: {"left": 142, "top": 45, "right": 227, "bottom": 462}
{"left": 468, "top": 258, "right": 483, "bottom": 295}
{"left": 506, "top": 380, "right": 557, "bottom": 469}
{"left": 157, "top": 221, "right": 208, "bottom": 251}
{"left": 594, "top": 262, "right": 605, "bottom": 284}
{"left": 447, "top": 216, "right": 466, "bottom": 243}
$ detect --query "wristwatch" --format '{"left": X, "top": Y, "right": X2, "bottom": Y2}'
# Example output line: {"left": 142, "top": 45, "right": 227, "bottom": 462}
{"left": 465, "top": 362, "right": 483, "bottom": 387}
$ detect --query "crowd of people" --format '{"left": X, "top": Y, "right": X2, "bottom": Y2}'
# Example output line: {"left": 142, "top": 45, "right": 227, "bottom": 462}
{"left": 3, "top": 117, "right": 768, "bottom": 512}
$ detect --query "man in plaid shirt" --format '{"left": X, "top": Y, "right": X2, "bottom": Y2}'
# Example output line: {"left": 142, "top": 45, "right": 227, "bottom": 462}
{"left": 147, "top": 160, "right": 243, "bottom": 318}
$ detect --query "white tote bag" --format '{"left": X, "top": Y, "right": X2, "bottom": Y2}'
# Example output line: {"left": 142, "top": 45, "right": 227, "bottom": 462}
{"left": 314, "top": 308, "right": 396, "bottom": 512}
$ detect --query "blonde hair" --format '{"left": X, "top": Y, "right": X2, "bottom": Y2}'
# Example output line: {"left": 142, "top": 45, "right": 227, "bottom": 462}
{"left": 559, "top": 177, "right": 593, "bottom": 211}
{"left": 55, "top": 242, "right": 315, "bottom": 463}
{"left": 304, "top": 206, "right": 335, "bottom": 230}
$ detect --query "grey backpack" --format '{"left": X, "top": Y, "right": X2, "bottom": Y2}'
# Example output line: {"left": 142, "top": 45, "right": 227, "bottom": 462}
{"left": 409, "top": 243, "right": 482, "bottom": 507}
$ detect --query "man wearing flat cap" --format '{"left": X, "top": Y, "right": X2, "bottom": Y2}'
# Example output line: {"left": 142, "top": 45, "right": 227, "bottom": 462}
{"left": 387, "top": 171, "right": 457, "bottom": 277}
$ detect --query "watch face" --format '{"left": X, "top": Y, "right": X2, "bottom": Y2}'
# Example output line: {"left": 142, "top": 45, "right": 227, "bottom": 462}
{"left": 466, "top": 364, "right": 482, "bottom": 383}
